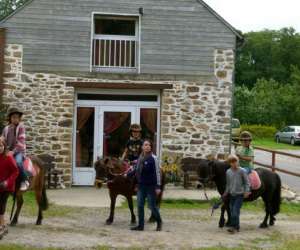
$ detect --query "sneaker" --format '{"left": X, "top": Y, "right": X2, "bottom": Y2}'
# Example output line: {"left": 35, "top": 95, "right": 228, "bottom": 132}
{"left": 0, "top": 226, "right": 8, "bottom": 240}
{"left": 2, "top": 225, "right": 8, "bottom": 235}
{"left": 20, "top": 180, "right": 30, "bottom": 191}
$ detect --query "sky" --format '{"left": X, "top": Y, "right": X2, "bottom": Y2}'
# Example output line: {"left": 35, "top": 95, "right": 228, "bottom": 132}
{"left": 204, "top": 0, "right": 300, "bottom": 32}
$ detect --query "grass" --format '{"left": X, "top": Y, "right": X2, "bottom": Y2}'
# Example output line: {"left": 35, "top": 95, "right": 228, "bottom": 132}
{"left": 6, "top": 191, "right": 81, "bottom": 219}
{"left": 252, "top": 137, "right": 300, "bottom": 150}
{"left": 121, "top": 198, "right": 300, "bottom": 216}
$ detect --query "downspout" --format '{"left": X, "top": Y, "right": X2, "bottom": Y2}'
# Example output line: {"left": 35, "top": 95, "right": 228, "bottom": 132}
{"left": 0, "top": 28, "right": 6, "bottom": 131}
{"left": 230, "top": 35, "right": 245, "bottom": 154}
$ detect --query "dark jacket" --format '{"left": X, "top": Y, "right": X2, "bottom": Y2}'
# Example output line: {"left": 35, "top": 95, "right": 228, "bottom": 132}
{"left": 127, "top": 153, "right": 161, "bottom": 188}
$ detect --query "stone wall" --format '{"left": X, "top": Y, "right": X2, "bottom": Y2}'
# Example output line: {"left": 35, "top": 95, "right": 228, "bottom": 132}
{"left": 2, "top": 44, "right": 234, "bottom": 185}
{"left": 161, "top": 49, "right": 234, "bottom": 159}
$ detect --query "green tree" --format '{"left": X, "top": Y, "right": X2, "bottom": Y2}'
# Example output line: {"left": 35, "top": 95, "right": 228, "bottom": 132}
{"left": 0, "top": 0, "right": 29, "bottom": 20}
{"left": 235, "top": 28, "right": 300, "bottom": 88}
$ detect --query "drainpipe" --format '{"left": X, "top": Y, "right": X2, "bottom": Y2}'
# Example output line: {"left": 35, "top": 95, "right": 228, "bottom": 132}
{"left": 0, "top": 28, "right": 6, "bottom": 131}
{"left": 0, "top": 28, "right": 5, "bottom": 91}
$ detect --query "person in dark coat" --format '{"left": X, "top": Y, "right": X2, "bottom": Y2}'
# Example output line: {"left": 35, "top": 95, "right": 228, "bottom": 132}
{"left": 0, "top": 137, "right": 19, "bottom": 239}
{"left": 126, "top": 139, "right": 162, "bottom": 231}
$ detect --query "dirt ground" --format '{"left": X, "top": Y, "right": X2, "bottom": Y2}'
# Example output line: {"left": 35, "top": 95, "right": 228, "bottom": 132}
{"left": 1, "top": 202, "right": 300, "bottom": 250}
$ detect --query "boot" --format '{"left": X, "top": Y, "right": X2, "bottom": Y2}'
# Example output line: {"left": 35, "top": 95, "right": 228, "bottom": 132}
{"left": 131, "top": 225, "right": 144, "bottom": 231}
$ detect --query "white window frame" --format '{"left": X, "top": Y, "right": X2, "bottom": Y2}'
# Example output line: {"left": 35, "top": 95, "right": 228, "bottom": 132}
{"left": 89, "top": 12, "right": 141, "bottom": 74}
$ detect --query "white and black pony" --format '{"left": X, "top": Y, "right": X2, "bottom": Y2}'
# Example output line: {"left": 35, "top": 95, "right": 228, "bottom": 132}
{"left": 197, "top": 159, "right": 281, "bottom": 228}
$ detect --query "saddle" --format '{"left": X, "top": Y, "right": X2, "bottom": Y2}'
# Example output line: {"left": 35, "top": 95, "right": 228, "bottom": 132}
{"left": 23, "top": 157, "right": 38, "bottom": 177}
{"left": 248, "top": 170, "right": 261, "bottom": 190}
{"left": 8, "top": 152, "right": 38, "bottom": 177}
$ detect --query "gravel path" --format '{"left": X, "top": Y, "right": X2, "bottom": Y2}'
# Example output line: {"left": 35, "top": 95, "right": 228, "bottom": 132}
{"left": 1, "top": 204, "right": 300, "bottom": 249}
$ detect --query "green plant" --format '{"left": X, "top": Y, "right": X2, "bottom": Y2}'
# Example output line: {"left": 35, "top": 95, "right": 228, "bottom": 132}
{"left": 241, "top": 124, "right": 277, "bottom": 139}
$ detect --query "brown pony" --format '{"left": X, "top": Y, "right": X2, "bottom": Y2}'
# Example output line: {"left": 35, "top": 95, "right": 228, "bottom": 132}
{"left": 94, "top": 157, "right": 165, "bottom": 225}
{"left": 10, "top": 155, "right": 48, "bottom": 226}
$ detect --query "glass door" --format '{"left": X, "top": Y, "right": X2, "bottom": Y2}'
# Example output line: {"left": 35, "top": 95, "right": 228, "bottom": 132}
{"left": 73, "top": 107, "right": 96, "bottom": 186}
{"left": 97, "top": 106, "right": 137, "bottom": 159}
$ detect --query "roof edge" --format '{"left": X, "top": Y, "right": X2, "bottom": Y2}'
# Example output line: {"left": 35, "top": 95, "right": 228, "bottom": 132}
{"left": 0, "top": 0, "right": 35, "bottom": 25}
{"left": 196, "top": 0, "right": 243, "bottom": 40}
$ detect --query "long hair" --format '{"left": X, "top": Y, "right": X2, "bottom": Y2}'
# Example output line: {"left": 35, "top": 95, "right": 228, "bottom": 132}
{"left": 0, "top": 137, "right": 9, "bottom": 158}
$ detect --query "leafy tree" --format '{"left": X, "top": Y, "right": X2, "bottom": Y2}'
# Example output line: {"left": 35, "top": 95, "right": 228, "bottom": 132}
{"left": 235, "top": 28, "right": 300, "bottom": 88}
{"left": 234, "top": 74, "right": 300, "bottom": 127}
{"left": 0, "top": 0, "right": 30, "bottom": 21}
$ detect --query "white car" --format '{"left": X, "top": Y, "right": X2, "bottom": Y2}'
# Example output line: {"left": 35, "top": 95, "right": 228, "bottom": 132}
{"left": 275, "top": 126, "right": 300, "bottom": 145}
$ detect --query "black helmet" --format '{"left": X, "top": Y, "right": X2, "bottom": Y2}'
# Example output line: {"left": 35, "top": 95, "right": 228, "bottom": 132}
{"left": 240, "top": 131, "right": 252, "bottom": 141}
{"left": 7, "top": 107, "right": 23, "bottom": 119}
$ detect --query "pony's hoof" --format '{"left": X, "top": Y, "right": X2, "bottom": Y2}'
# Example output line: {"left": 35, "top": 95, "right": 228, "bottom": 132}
{"left": 219, "top": 220, "right": 225, "bottom": 228}
{"left": 10, "top": 221, "right": 17, "bottom": 227}
{"left": 259, "top": 223, "right": 268, "bottom": 229}
{"left": 36, "top": 221, "right": 42, "bottom": 226}
{"left": 106, "top": 219, "right": 113, "bottom": 225}
{"left": 269, "top": 221, "right": 275, "bottom": 226}
{"left": 148, "top": 217, "right": 156, "bottom": 223}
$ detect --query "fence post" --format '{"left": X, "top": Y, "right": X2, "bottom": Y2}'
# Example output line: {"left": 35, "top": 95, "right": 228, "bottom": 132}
{"left": 271, "top": 152, "right": 276, "bottom": 172}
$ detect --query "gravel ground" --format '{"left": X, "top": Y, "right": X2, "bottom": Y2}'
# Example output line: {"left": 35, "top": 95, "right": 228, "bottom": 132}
{"left": 1, "top": 204, "right": 300, "bottom": 250}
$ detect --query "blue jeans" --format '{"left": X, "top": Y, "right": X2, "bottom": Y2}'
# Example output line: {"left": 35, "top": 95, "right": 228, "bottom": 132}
{"left": 229, "top": 194, "right": 244, "bottom": 230}
{"left": 137, "top": 185, "right": 162, "bottom": 228}
{"left": 14, "top": 152, "right": 27, "bottom": 181}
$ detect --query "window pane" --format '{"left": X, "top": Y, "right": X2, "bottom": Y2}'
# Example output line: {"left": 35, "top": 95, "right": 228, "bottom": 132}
{"left": 140, "top": 109, "right": 158, "bottom": 154}
{"left": 76, "top": 107, "right": 94, "bottom": 168}
{"left": 103, "top": 112, "right": 131, "bottom": 157}
{"left": 95, "top": 17, "right": 136, "bottom": 36}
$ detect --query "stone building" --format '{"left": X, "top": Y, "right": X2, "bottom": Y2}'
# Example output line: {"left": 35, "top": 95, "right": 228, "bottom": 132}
{"left": 0, "top": 0, "right": 242, "bottom": 186}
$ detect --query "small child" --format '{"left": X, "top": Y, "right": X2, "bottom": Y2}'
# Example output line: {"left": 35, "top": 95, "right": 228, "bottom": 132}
{"left": 0, "top": 137, "right": 19, "bottom": 239}
{"left": 2, "top": 107, "right": 29, "bottom": 191}
{"left": 121, "top": 124, "right": 143, "bottom": 163}
{"left": 223, "top": 154, "right": 251, "bottom": 233}
{"left": 236, "top": 131, "right": 254, "bottom": 174}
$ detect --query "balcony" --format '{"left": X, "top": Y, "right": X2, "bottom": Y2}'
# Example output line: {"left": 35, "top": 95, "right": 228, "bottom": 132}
{"left": 92, "top": 35, "right": 138, "bottom": 73}
{"left": 91, "top": 14, "right": 139, "bottom": 73}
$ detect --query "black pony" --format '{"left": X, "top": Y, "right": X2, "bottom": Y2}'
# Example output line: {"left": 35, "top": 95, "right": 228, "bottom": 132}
{"left": 197, "top": 159, "right": 281, "bottom": 228}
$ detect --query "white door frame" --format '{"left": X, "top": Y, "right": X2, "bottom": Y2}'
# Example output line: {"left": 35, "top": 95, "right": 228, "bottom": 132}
{"left": 97, "top": 105, "right": 138, "bottom": 159}
{"left": 72, "top": 89, "right": 161, "bottom": 186}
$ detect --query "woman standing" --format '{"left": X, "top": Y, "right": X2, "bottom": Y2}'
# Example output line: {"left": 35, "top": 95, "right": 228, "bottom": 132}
{"left": 126, "top": 139, "right": 162, "bottom": 231}
{"left": 0, "top": 137, "right": 19, "bottom": 239}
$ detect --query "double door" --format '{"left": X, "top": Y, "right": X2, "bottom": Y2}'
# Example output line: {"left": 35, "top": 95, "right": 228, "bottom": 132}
{"left": 73, "top": 105, "right": 158, "bottom": 186}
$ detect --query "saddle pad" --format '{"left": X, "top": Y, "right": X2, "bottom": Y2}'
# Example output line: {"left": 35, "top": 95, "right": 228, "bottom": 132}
{"left": 248, "top": 170, "right": 261, "bottom": 190}
{"left": 24, "top": 158, "right": 37, "bottom": 177}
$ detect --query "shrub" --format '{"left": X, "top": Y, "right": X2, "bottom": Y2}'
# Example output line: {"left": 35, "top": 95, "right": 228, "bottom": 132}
{"left": 241, "top": 124, "right": 277, "bottom": 139}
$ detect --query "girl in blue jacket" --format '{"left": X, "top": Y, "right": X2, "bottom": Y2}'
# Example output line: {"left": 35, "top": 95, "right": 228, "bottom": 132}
{"left": 126, "top": 139, "right": 162, "bottom": 231}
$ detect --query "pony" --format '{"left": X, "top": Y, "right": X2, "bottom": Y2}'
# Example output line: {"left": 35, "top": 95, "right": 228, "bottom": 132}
{"left": 10, "top": 155, "right": 48, "bottom": 226}
{"left": 197, "top": 159, "right": 281, "bottom": 228}
{"left": 94, "top": 157, "right": 165, "bottom": 225}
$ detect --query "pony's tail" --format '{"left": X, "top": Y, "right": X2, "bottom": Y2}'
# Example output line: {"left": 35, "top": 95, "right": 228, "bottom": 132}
{"left": 40, "top": 184, "right": 49, "bottom": 211}
{"left": 31, "top": 155, "right": 49, "bottom": 211}
{"left": 272, "top": 173, "right": 281, "bottom": 215}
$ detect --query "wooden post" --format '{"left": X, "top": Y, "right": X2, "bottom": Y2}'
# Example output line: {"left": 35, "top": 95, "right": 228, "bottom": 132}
{"left": 271, "top": 151, "right": 276, "bottom": 172}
